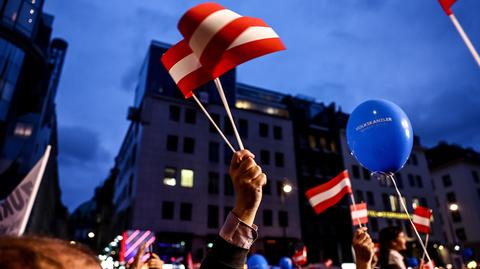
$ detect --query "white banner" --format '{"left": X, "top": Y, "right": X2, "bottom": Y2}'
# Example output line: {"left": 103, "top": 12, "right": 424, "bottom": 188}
{"left": 0, "top": 145, "right": 51, "bottom": 235}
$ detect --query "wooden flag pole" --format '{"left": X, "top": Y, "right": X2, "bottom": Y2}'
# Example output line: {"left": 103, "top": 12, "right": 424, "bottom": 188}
{"left": 213, "top": 78, "right": 245, "bottom": 150}
{"left": 449, "top": 14, "right": 480, "bottom": 67}
{"left": 421, "top": 233, "right": 430, "bottom": 262}
{"left": 192, "top": 94, "right": 236, "bottom": 153}
{"left": 388, "top": 173, "right": 433, "bottom": 266}
{"left": 348, "top": 193, "right": 364, "bottom": 229}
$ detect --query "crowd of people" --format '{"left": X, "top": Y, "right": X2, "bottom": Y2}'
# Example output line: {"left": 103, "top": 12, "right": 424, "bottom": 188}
{"left": 0, "top": 150, "right": 419, "bottom": 269}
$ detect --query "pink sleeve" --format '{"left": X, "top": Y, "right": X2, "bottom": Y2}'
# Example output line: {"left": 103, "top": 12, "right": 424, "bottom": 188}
{"left": 219, "top": 211, "right": 258, "bottom": 250}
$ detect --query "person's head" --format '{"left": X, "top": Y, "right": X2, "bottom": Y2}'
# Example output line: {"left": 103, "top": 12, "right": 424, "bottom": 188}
{"left": 378, "top": 227, "right": 407, "bottom": 267}
{"left": 0, "top": 236, "right": 101, "bottom": 269}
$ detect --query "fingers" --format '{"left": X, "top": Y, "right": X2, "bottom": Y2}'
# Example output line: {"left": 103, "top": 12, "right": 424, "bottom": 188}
{"left": 243, "top": 164, "right": 263, "bottom": 181}
{"left": 251, "top": 173, "right": 267, "bottom": 188}
{"left": 231, "top": 150, "right": 255, "bottom": 168}
{"left": 132, "top": 243, "right": 146, "bottom": 268}
{"left": 237, "top": 157, "right": 257, "bottom": 175}
{"left": 150, "top": 253, "right": 160, "bottom": 260}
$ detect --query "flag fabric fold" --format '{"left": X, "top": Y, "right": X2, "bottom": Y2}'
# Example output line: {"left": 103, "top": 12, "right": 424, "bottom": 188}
{"left": 350, "top": 202, "right": 368, "bottom": 226}
{"left": 412, "top": 206, "right": 432, "bottom": 234}
{"left": 305, "top": 170, "right": 352, "bottom": 215}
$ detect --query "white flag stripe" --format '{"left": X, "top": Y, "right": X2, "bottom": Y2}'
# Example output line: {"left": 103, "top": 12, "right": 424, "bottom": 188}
{"left": 227, "top": 26, "right": 280, "bottom": 49}
{"left": 168, "top": 53, "right": 202, "bottom": 83}
{"left": 189, "top": 9, "right": 241, "bottom": 56}
{"left": 351, "top": 209, "right": 368, "bottom": 220}
{"left": 413, "top": 215, "right": 430, "bottom": 227}
{"left": 308, "top": 178, "right": 351, "bottom": 207}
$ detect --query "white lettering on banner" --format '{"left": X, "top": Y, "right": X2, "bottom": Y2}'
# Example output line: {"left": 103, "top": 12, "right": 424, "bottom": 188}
{"left": 355, "top": 117, "right": 393, "bottom": 131}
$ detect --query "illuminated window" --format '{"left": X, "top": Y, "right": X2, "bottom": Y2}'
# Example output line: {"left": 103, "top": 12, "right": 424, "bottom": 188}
{"left": 163, "top": 167, "right": 176, "bottom": 186}
{"left": 14, "top": 122, "right": 32, "bottom": 137}
{"left": 389, "top": 195, "right": 398, "bottom": 211}
{"left": 181, "top": 169, "right": 194, "bottom": 188}
{"left": 308, "top": 135, "right": 317, "bottom": 150}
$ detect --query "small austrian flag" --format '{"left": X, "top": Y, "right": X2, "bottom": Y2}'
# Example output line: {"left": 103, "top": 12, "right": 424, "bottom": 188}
{"left": 305, "top": 170, "right": 352, "bottom": 215}
{"left": 412, "top": 206, "right": 432, "bottom": 234}
{"left": 350, "top": 202, "right": 368, "bottom": 226}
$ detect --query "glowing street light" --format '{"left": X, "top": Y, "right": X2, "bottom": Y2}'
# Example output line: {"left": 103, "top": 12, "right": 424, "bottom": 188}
{"left": 449, "top": 203, "right": 459, "bottom": 211}
{"left": 282, "top": 183, "right": 293, "bottom": 194}
{"left": 454, "top": 245, "right": 460, "bottom": 251}
{"left": 87, "top": 232, "right": 95, "bottom": 238}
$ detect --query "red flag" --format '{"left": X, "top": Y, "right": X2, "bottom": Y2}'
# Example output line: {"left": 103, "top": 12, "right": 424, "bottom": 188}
{"left": 350, "top": 202, "right": 368, "bottom": 226}
{"left": 178, "top": 2, "right": 285, "bottom": 78}
{"left": 187, "top": 252, "right": 193, "bottom": 269}
{"left": 305, "top": 170, "right": 352, "bottom": 214}
{"left": 292, "top": 246, "right": 307, "bottom": 266}
{"left": 412, "top": 206, "right": 432, "bottom": 234}
{"left": 438, "top": 0, "right": 457, "bottom": 15}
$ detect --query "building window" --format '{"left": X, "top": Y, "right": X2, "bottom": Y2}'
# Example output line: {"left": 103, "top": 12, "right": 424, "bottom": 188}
{"left": 273, "top": 126, "right": 282, "bottom": 140}
{"left": 224, "top": 144, "right": 233, "bottom": 165}
{"left": 185, "top": 108, "right": 196, "bottom": 124}
{"left": 395, "top": 173, "right": 404, "bottom": 189}
{"left": 408, "top": 174, "right": 415, "bottom": 187}
{"left": 209, "top": 142, "right": 219, "bottom": 163}
{"left": 451, "top": 211, "right": 462, "bottom": 223}
{"left": 455, "top": 228, "right": 467, "bottom": 241}
{"left": 366, "top": 191, "right": 375, "bottom": 206}
{"left": 382, "top": 194, "right": 389, "bottom": 211}
{"left": 319, "top": 137, "right": 328, "bottom": 151}
{"left": 208, "top": 172, "right": 219, "bottom": 194}
{"left": 224, "top": 174, "right": 234, "bottom": 196}
{"left": 224, "top": 206, "right": 233, "bottom": 221}
{"left": 389, "top": 195, "right": 398, "bottom": 211}
{"left": 207, "top": 205, "right": 219, "bottom": 228}
{"left": 209, "top": 113, "right": 220, "bottom": 133}
{"left": 371, "top": 218, "right": 379, "bottom": 232}
{"left": 442, "top": 175, "right": 452, "bottom": 187}
{"left": 446, "top": 192, "right": 457, "bottom": 203}
{"left": 169, "top": 105, "right": 180, "bottom": 121}
{"left": 181, "top": 169, "right": 194, "bottom": 188}
{"left": 263, "top": 179, "right": 271, "bottom": 195}
{"left": 14, "top": 122, "right": 33, "bottom": 137}
{"left": 259, "top": 123, "right": 268, "bottom": 137}
{"left": 363, "top": 168, "right": 371, "bottom": 180}
{"left": 167, "top": 135, "right": 178, "bottom": 151}
{"left": 183, "top": 137, "right": 195, "bottom": 154}
{"left": 239, "top": 119, "right": 248, "bottom": 138}
{"left": 356, "top": 191, "right": 364, "bottom": 203}
{"left": 224, "top": 116, "right": 234, "bottom": 136}
{"left": 416, "top": 175, "right": 423, "bottom": 188}
{"left": 420, "top": 197, "right": 428, "bottom": 207}
{"left": 279, "top": 211, "right": 288, "bottom": 227}
{"left": 263, "top": 210, "right": 273, "bottom": 226}
{"left": 163, "top": 167, "right": 176, "bottom": 186}
{"left": 308, "top": 135, "right": 317, "bottom": 150}
{"left": 275, "top": 152, "right": 284, "bottom": 167}
{"left": 352, "top": 165, "right": 360, "bottom": 179}
{"left": 260, "top": 150, "right": 270, "bottom": 165}
{"left": 162, "top": 201, "right": 174, "bottom": 219}
{"left": 411, "top": 154, "right": 418, "bottom": 165}
{"left": 276, "top": 181, "right": 284, "bottom": 196}
{"left": 472, "top": 171, "right": 479, "bottom": 183}
{"left": 180, "top": 203, "right": 192, "bottom": 221}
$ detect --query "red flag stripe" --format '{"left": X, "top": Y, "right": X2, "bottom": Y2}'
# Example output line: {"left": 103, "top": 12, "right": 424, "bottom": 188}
{"left": 305, "top": 170, "right": 350, "bottom": 198}
{"left": 309, "top": 184, "right": 352, "bottom": 215}
{"left": 178, "top": 3, "right": 226, "bottom": 42}
{"left": 350, "top": 203, "right": 368, "bottom": 226}
{"left": 438, "top": 0, "right": 457, "bottom": 15}
{"left": 413, "top": 206, "right": 432, "bottom": 234}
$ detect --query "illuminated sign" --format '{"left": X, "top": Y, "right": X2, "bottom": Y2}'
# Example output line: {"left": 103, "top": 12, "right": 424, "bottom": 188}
{"left": 368, "top": 210, "right": 409, "bottom": 220}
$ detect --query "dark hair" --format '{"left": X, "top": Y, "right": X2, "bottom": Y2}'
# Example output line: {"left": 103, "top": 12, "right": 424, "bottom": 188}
{"left": 378, "top": 226, "right": 403, "bottom": 269}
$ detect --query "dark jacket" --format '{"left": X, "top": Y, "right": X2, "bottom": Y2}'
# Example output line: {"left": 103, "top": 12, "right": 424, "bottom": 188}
{"left": 200, "top": 236, "right": 248, "bottom": 269}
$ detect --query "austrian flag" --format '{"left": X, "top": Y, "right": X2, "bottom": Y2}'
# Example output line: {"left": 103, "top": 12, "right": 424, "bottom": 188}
{"left": 412, "top": 206, "right": 432, "bottom": 234}
{"left": 305, "top": 170, "right": 352, "bottom": 215}
{"left": 350, "top": 203, "right": 368, "bottom": 226}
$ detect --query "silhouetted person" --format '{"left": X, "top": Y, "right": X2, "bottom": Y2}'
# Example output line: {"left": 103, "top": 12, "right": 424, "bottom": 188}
{"left": 379, "top": 226, "right": 407, "bottom": 269}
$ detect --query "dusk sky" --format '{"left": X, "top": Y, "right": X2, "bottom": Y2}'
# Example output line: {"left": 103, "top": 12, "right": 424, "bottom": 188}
{"left": 42, "top": 0, "right": 480, "bottom": 211}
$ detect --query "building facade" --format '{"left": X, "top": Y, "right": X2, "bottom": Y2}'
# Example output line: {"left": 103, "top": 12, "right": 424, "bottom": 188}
{"left": 427, "top": 143, "right": 480, "bottom": 262}
{"left": 112, "top": 41, "right": 301, "bottom": 264}
{"left": 0, "top": 0, "right": 68, "bottom": 236}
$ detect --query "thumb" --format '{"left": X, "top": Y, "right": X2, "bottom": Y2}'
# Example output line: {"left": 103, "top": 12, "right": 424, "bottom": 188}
{"left": 132, "top": 243, "right": 146, "bottom": 268}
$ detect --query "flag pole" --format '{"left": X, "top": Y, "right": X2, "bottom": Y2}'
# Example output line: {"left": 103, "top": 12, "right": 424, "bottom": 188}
{"left": 348, "top": 192, "right": 364, "bottom": 229}
{"left": 388, "top": 173, "right": 433, "bottom": 265}
{"left": 213, "top": 78, "right": 245, "bottom": 150}
{"left": 448, "top": 14, "right": 480, "bottom": 67}
{"left": 192, "top": 94, "right": 236, "bottom": 153}
{"left": 421, "top": 233, "right": 430, "bottom": 262}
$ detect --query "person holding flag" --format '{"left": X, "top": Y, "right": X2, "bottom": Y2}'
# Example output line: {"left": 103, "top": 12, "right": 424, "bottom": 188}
{"left": 379, "top": 227, "right": 407, "bottom": 269}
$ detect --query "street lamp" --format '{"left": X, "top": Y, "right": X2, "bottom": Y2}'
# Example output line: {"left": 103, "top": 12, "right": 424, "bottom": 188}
{"left": 88, "top": 232, "right": 95, "bottom": 238}
{"left": 449, "top": 203, "right": 459, "bottom": 212}
{"left": 282, "top": 183, "right": 292, "bottom": 194}
{"left": 280, "top": 180, "right": 293, "bottom": 256}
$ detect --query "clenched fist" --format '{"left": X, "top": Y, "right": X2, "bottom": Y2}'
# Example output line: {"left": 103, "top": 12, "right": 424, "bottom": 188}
{"left": 229, "top": 150, "right": 267, "bottom": 226}
{"left": 352, "top": 227, "right": 375, "bottom": 269}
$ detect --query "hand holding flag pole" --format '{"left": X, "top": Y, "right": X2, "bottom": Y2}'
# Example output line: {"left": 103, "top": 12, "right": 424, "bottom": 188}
{"left": 438, "top": 0, "right": 480, "bottom": 67}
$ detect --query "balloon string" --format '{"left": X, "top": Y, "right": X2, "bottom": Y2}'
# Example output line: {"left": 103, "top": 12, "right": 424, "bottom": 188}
{"left": 386, "top": 173, "right": 433, "bottom": 265}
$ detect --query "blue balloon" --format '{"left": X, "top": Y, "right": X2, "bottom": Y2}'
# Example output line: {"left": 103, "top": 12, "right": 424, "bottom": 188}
{"left": 407, "top": 257, "right": 419, "bottom": 267}
{"left": 247, "top": 254, "right": 269, "bottom": 269}
{"left": 346, "top": 99, "right": 413, "bottom": 173}
{"left": 279, "top": 257, "right": 293, "bottom": 269}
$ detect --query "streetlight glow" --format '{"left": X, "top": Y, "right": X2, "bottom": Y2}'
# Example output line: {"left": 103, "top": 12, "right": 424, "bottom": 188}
{"left": 449, "top": 203, "right": 459, "bottom": 211}
{"left": 282, "top": 183, "right": 292, "bottom": 194}
{"left": 454, "top": 245, "right": 460, "bottom": 251}
{"left": 87, "top": 232, "right": 95, "bottom": 238}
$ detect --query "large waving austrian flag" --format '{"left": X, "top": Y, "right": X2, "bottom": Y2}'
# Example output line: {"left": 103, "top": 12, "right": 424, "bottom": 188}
{"left": 161, "top": 2, "right": 285, "bottom": 98}
{"left": 305, "top": 170, "right": 352, "bottom": 215}
{"left": 412, "top": 206, "right": 432, "bottom": 234}
{"left": 350, "top": 202, "right": 368, "bottom": 226}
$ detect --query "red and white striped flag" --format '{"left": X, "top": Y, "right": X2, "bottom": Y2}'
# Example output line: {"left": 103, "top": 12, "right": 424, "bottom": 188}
{"left": 350, "top": 202, "right": 368, "bottom": 226}
{"left": 412, "top": 206, "right": 432, "bottom": 234}
{"left": 305, "top": 170, "right": 352, "bottom": 215}
{"left": 178, "top": 2, "right": 285, "bottom": 77}
{"left": 438, "top": 0, "right": 457, "bottom": 15}
{"left": 119, "top": 230, "right": 156, "bottom": 264}
{"left": 292, "top": 246, "right": 307, "bottom": 266}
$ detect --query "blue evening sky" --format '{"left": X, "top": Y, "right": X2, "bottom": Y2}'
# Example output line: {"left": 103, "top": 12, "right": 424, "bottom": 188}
{"left": 43, "top": 0, "right": 480, "bottom": 211}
